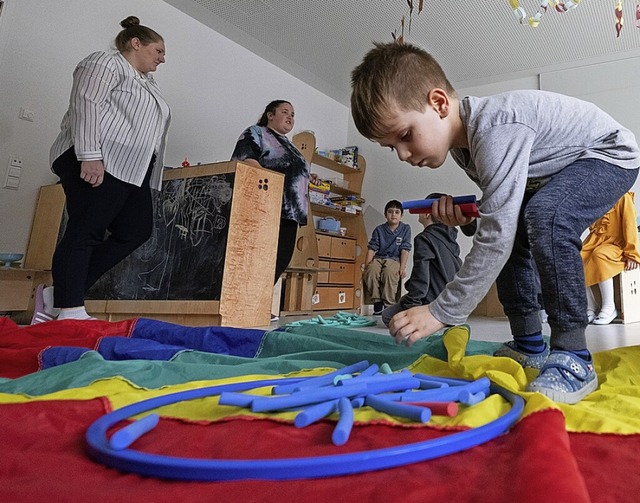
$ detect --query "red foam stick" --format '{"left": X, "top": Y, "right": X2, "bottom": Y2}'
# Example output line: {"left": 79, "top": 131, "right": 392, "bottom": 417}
{"left": 402, "top": 401, "right": 459, "bottom": 417}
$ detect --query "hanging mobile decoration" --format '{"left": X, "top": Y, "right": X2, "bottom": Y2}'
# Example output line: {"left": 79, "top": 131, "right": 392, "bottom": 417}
{"left": 392, "top": 0, "right": 424, "bottom": 43}
{"left": 507, "top": 0, "right": 583, "bottom": 28}
{"left": 615, "top": 0, "right": 624, "bottom": 37}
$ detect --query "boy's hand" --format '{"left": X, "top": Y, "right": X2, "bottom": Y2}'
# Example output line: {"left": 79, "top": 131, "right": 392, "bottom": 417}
{"left": 389, "top": 304, "right": 445, "bottom": 347}
{"left": 432, "top": 195, "right": 474, "bottom": 227}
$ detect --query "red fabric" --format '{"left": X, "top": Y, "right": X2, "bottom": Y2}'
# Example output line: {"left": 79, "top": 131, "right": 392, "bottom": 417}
{"left": 4, "top": 399, "right": 634, "bottom": 503}
{"left": 0, "top": 317, "right": 136, "bottom": 378}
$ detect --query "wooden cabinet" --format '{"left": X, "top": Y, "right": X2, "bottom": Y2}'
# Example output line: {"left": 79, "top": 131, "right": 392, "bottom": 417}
{"left": 315, "top": 233, "right": 358, "bottom": 310}
{"left": 282, "top": 132, "right": 367, "bottom": 315}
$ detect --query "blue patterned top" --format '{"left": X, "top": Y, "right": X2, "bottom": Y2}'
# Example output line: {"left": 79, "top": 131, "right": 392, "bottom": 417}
{"left": 231, "top": 125, "right": 309, "bottom": 225}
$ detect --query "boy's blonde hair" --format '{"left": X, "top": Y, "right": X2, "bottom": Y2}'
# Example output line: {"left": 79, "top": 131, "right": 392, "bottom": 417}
{"left": 351, "top": 42, "right": 456, "bottom": 140}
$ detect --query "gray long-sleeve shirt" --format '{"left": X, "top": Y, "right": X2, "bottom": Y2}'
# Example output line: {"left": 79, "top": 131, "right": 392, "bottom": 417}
{"left": 429, "top": 90, "right": 640, "bottom": 326}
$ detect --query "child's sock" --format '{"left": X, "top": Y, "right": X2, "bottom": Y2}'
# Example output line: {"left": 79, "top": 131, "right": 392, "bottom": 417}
{"left": 513, "top": 332, "right": 545, "bottom": 354}
{"left": 57, "top": 306, "right": 95, "bottom": 321}
{"left": 565, "top": 348, "right": 592, "bottom": 361}
{"left": 43, "top": 286, "right": 61, "bottom": 317}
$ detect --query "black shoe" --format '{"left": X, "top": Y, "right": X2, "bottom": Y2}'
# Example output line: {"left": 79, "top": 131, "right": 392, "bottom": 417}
{"left": 373, "top": 301, "right": 384, "bottom": 315}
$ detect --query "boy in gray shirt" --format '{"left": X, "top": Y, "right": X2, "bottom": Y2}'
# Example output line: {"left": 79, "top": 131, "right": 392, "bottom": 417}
{"left": 351, "top": 42, "right": 640, "bottom": 404}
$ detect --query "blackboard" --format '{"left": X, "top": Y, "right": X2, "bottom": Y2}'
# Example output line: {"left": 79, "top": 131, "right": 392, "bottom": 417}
{"left": 86, "top": 172, "right": 235, "bottom": 301}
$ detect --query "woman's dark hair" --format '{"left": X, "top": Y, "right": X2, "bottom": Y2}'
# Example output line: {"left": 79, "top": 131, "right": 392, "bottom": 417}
{"left": 115, "top": 16, "right": 163, "bottom": 53}
{"left": 257, "top": 100, "right": 291, "bottom": 126}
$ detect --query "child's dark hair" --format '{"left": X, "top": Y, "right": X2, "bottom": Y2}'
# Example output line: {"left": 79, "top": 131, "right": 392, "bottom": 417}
{"left": 385, "top": 199, "right": 404, "bottom": 215}
{"left": 115, "top": 16, "right": 163, "bottom": 52}
{"left": 351, "top": 42, "right": 456, "bottom": 140}
{"left": 257, "top": 100, "right": 292, "bottom": 126}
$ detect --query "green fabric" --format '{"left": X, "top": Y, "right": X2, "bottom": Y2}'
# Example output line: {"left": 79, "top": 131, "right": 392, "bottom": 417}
{"left": 0, "top": 326, "right": 501, "bottom": 396}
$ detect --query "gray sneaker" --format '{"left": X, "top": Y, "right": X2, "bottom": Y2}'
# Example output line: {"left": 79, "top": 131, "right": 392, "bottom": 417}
{"left": 526, "top": 350, "right": 598, "bottom": 404}
{"left": 494, "top": 340, "right": 550, "bottom": 369}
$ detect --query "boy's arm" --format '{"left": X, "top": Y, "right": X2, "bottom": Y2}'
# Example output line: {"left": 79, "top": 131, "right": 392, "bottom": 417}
{"left": 399, "top": 249, "right": 410, "bottom": 278}
{"left": 415, "top": 123, "right": 535, "bottom": 337}
{"left": 364, "top": 248, "right": 375, "bottom": 266}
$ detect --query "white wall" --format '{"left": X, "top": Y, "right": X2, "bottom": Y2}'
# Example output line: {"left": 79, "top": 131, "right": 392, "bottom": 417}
{"left": 540, "top": 57, "right": 640, "bottom": 199}
{"left": 0, "top": 0, "right": 349, "bottom": 254}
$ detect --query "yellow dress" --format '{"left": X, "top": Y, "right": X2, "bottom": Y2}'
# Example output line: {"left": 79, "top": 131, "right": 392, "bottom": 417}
{"left": 581, "top": 192, "right": 640, "bottom": 286}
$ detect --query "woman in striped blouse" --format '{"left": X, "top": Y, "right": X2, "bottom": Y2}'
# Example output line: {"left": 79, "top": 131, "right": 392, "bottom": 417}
{"left": 37, "top": 16, "right": 171, "bottom": 322}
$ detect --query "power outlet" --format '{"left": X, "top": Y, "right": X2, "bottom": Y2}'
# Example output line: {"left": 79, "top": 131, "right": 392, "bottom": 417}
{"left": 9, "top": 156, "right": 23, "bottom": 168}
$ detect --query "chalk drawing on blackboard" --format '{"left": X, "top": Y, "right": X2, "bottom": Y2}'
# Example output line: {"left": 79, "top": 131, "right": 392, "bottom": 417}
{"left": 86, "top": 172, "right": 235, "bottom": 301}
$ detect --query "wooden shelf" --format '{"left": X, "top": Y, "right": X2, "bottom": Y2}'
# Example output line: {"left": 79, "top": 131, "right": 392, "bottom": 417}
{"left": 311, "top": 153, "right": 361, "bottom": 175}
{"left": 284, "top": 132, "right": 368, "bottom": 315}
{"left": 326, "top": 185, "right": 359, "bottom": 197}
{"left": 311, "top": 203, "right": 361, "bottom": 219}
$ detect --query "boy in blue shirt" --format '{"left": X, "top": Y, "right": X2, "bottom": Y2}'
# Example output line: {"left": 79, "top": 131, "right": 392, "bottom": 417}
{"left": 363, "top": 200, "right": 411, "bottom": 315}
{"left": 351, "top": 42, "right": 640, "bottom": 404}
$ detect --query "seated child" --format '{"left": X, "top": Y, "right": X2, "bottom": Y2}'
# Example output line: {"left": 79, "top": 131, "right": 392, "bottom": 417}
{"left": 382, "top": 192, "right": 462, "bottom": 327}
{"left": 350, "top": 42, "right": 640, "bottom": 404}
{"left": 363, "top": 200, "right": 411, "bottom": 314}
{"left": 582, "top": 192, "right": 640, "bottom": 325}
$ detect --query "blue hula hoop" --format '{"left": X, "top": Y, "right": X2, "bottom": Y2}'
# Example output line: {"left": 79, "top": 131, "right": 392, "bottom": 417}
{"left": 85, "top": 376, "right": 524, "bottom": 481}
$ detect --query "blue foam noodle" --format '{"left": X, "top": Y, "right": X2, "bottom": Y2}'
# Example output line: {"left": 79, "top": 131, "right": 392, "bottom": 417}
{"left": 332, "top": 398, "right": 354, "bottom": 446}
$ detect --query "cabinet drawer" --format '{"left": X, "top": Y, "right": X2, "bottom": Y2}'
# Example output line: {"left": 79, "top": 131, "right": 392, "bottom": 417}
{"left": 329, "top": 261, "right": 355, "bottom": 285}
{"left": 313, "top": 286, "right": 354, "bottom": 310}
{"left": 317, "top": 260, "right": 354, "bottom": 285}
{"left": 330, "top": 237, "right": 356, "bottom": 260}
{"left": 318, "top": 260, "right": 330, "bottom": 283}
{"left": 316, "top": 234, "right": 332, "bottom": 257}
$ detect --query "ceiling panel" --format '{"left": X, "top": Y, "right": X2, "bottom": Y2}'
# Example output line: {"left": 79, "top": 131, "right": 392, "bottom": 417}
{"left": 167, "top": 1, "right": 640, "bottom": 103}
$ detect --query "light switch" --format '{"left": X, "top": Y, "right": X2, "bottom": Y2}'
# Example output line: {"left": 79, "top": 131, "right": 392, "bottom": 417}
{"left": 4, "top": 176, "right": 19, "bottom": 189}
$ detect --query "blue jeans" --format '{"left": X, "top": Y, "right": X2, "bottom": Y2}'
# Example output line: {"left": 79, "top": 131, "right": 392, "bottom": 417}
{"left": 495, "top": 159, "right": 638, "bottom": 351}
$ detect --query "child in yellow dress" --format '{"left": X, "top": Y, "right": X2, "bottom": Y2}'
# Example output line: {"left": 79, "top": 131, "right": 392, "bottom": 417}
{"left": 581, "top": 192, "right": 640, "bottom": 325}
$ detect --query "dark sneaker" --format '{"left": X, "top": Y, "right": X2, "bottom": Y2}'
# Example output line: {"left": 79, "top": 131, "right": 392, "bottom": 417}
{"left": 373, "top": 301, "right": 384, "bottom": 315}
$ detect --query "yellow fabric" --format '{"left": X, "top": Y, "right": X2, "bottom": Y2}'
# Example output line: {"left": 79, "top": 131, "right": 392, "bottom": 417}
{"left": 3, "top": 325, "right": 640, "bottom": 435}
{"left": 581, "top": 192, "right": 640, "bottom": 286}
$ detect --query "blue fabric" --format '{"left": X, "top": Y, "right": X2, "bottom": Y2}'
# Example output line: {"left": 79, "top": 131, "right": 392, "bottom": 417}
{"left": 97, "top": 337, "right": 188, "bottom": 361}
{"left": 40, "top": 346, "right": 90, "bottom": 370}
{"left": 132, "top": 318, "right": 267, "bottom": 357}
{"left": 38, "top": 318, "right": 268, "bottom": 370}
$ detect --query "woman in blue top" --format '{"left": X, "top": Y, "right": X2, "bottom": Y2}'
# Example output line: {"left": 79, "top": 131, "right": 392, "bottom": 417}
{"left": 231, "top": 100, "right": 310, "bottom": 289}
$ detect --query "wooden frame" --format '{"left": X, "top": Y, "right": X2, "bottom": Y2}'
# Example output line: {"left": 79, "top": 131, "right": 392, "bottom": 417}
{"left": 24, "top": 161, "right": 283, "bottom": 328}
